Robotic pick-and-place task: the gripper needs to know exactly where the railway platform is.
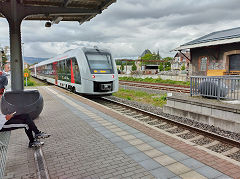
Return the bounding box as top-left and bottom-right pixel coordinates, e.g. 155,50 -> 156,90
3,86 -> 240,179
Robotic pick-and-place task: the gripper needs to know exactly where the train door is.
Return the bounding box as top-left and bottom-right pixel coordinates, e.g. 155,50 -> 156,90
72,58 -> 81,84
53,62 -> 58,85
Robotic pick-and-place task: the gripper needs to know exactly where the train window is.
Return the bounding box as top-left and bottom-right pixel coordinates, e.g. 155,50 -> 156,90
85,53 -> 113,74
57,60 -> 66,81
66,59 -> 71,82
72,58 -> 81,84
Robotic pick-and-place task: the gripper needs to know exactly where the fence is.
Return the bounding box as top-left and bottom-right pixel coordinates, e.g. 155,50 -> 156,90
190,75 -> 240,100
0,131 -> 11,179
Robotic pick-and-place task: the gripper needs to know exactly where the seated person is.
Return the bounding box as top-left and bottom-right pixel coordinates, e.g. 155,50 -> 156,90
0,75 -> 50,148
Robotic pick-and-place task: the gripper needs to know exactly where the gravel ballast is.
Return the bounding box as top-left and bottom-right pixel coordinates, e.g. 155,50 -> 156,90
106,85 -> 240,142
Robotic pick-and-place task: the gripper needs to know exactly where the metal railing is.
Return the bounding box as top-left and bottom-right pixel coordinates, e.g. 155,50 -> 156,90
190,76 -> 240,100
0,131 -> 11,179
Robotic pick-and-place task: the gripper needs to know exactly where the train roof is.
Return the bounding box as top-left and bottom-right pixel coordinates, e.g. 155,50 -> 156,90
36,47 -> 111,66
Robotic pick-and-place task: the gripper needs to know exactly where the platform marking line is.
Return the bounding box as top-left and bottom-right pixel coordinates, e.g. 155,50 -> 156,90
44,87 -> 216,178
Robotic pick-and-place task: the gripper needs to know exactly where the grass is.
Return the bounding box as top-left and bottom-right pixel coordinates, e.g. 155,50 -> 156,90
113,88 -> 167,107
24,77 -> 47,86
119,76 -> 190,86
24,78 -> 36,86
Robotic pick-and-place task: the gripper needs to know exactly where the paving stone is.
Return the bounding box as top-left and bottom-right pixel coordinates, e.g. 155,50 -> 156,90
121,134 -> 136,141
144,149 -> 164,158
140,136 -> 156,143
158,146 -> 177,154
139,159 -> 162,171
133,133 -> 148,138
122,146 -> 140,155
169,177 -> 182,179
179,171 -> 207,179
215,175 -> 233,179
166,162 -> 192,175
148,141 -> 166,148
125,128 -> 140,134
115,131 -> 129,136
180,158 -> 205,170
129,152 -> 151,162
195,166 -> 224,178
128,138 -> 144,146
154,155 -> 177,166
136,143 -> 154,151
149,167 -> 176,179
168,151 -> 191,161
109,127 -> 123,133
109,136 -> 123,143
114,141 -> 132,149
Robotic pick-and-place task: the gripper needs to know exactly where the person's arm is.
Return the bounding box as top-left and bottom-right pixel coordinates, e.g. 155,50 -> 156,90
5,113 -> 14,121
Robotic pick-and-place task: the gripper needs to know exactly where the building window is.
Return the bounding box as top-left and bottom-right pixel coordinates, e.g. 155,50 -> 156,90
200,57 -> 207,71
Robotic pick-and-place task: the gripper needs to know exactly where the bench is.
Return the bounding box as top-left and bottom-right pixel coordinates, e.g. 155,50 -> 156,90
0,131 -> 11,178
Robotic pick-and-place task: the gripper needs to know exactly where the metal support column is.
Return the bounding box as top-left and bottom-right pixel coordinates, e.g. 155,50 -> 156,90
7,0 -> 24,91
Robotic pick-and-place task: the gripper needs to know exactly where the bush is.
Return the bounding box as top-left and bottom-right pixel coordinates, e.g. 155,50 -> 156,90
181,65 -> 185,71
165,66 -> 171,71
159,64 -> 164,71
119,77 -> 190,86
132,63 -> 137,71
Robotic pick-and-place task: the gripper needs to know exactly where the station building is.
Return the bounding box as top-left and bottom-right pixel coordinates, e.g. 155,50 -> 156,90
174,27 -> 240,76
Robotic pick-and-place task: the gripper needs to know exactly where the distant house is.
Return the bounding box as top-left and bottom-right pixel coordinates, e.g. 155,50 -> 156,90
174,27 -> 240,76
140,49 -> 152,58
171,51 -> 190,71
24,62 -> 29,69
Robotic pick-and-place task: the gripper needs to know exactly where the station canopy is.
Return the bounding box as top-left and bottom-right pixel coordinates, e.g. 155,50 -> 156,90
0,0 -> 116,23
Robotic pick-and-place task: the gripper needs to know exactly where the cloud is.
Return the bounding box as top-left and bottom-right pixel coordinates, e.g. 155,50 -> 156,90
1,0 -> 240,59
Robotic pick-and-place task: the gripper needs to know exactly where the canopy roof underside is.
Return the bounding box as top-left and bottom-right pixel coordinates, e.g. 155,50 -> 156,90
0,0 -> 116,23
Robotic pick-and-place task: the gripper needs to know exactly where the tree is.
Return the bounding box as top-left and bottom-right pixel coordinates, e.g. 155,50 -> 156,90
120,64 -> 124,72
159,63 -> 164,71
132,63 -> 137,71
162,57 -> 172,71
141,53 -> 162,65
181,65 -> 185,71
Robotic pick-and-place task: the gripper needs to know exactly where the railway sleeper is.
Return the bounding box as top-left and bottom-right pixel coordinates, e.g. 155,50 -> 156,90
221,147 -> 240,156
202,140 -> 220,148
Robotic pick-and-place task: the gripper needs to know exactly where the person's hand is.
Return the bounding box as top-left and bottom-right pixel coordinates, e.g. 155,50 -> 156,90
6,114 -> 14,120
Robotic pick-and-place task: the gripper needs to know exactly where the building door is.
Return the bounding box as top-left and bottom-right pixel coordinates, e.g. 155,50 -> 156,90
229,54 -> 240,71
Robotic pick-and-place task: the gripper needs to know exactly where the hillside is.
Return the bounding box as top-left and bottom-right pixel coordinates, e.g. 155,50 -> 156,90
24,57 -> 48,64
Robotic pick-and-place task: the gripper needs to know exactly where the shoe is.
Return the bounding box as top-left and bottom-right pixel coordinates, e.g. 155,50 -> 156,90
28,140 -> 44,148
35,132 -> 51,139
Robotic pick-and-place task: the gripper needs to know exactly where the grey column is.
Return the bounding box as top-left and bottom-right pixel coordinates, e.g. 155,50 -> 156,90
7,0 -> 24,91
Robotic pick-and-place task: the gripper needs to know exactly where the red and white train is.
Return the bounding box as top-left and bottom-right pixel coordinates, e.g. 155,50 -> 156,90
30,47 -> 119,95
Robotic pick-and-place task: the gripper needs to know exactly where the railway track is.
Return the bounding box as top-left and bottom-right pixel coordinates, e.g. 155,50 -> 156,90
119,80 -> 191,93
92,97 -> 240,163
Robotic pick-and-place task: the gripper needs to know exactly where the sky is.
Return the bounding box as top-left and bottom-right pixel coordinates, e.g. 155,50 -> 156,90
1,0 -> 240,59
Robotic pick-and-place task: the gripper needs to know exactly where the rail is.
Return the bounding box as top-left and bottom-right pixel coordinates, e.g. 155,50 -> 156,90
0,131 -> 11,179
190,75 -> 240,100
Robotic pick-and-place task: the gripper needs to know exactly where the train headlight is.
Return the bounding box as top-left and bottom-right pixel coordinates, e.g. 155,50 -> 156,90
112,75 -> 114,78
92,75 -> 96,79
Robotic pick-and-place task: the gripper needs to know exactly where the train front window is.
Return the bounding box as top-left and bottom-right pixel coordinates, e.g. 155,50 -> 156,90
86,53 -> 113,74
